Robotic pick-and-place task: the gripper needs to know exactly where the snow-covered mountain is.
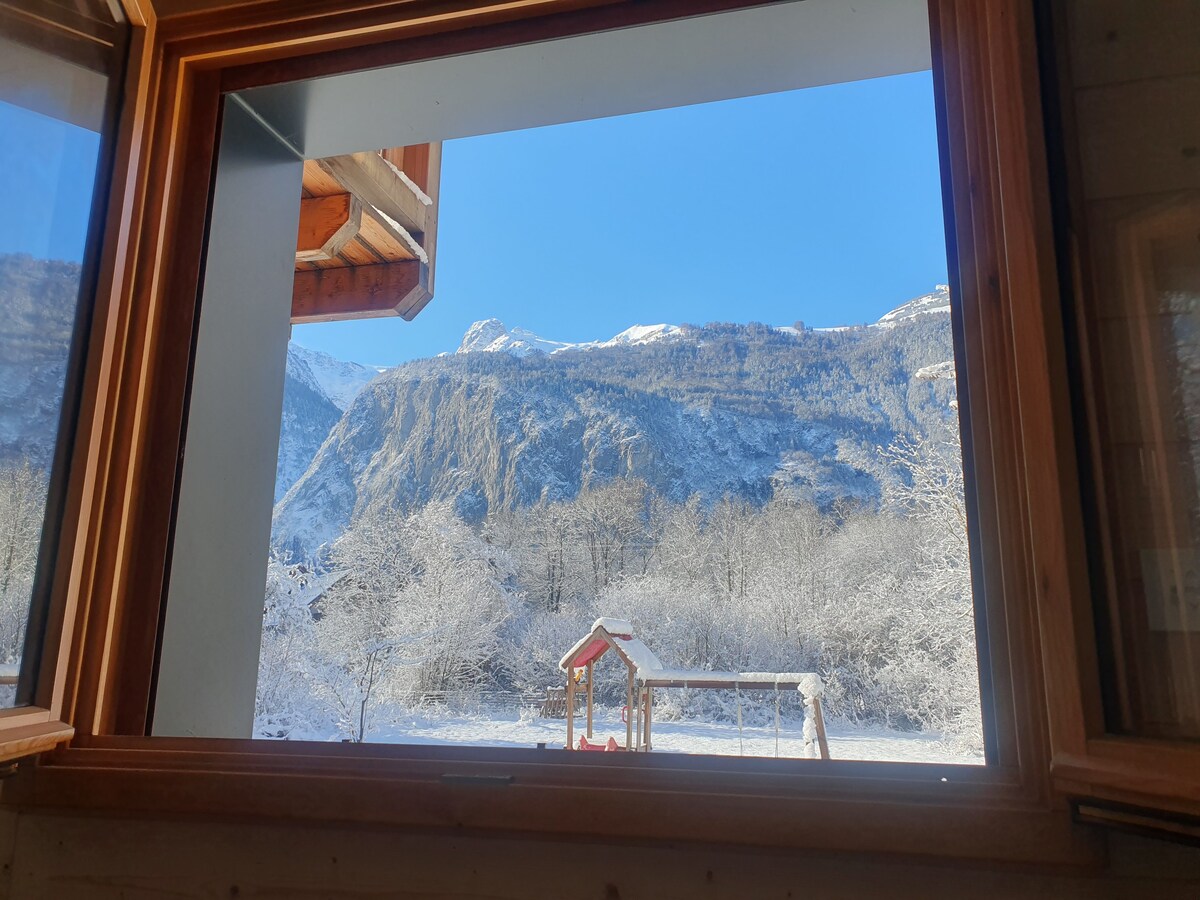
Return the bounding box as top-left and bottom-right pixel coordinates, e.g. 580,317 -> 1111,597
596,323 -> 683,348
457,319 -> 683,357
457,319 -> 575,356
274,344 -> 379,502
454,288 -> 949,361
274,288 -> 957,558
875,284 -> 951,327
0,255 -> 958,563
286,343 -> 378,411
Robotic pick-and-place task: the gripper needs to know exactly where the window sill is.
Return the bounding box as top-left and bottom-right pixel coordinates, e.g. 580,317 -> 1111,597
4,737 -> 1105,868
0,719 -> 74,765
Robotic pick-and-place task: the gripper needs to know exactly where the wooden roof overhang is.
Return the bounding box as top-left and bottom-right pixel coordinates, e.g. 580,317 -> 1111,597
292,143 -> 441,324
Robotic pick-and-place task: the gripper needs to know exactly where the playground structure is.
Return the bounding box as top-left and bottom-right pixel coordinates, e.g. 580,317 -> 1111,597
558,618 -> 830,759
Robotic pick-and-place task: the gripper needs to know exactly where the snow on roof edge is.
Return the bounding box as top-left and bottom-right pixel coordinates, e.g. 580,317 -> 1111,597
592,617 -> 633,635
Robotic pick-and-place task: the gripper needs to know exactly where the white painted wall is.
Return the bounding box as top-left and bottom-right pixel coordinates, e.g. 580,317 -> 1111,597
153,99 -> 303,738
241,0 -> 931,158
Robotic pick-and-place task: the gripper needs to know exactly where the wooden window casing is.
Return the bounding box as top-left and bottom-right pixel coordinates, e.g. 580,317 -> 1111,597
2,0 -> 1193,862
0,0 -> 129,763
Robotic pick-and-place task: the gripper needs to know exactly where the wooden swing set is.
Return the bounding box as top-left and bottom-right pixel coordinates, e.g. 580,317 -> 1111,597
558,618 -> 830,759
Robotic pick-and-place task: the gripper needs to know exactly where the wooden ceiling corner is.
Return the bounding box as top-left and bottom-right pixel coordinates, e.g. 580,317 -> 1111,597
292,142 -> 440,323
296,193 -> 361,263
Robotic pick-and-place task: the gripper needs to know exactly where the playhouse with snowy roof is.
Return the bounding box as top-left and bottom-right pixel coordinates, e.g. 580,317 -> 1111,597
558,618 -> 830,758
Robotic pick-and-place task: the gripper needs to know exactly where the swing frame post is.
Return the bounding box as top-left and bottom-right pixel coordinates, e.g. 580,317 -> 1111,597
644,686 -> 653,751
565,667 -> 575,750
812,695 -> 831,761
634,682 -> 642,751
736,685 -> 744,756
625,669 -> 635,750
774,687 -> 781,759
585,661 -> 594,740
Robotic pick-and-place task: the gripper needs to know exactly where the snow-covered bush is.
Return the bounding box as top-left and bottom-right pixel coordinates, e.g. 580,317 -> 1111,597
501,599 -> 594,697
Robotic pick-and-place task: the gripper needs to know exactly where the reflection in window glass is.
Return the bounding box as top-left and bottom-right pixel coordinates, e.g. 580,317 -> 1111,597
0,91 -> 104,704
1048,0 -> 1200,739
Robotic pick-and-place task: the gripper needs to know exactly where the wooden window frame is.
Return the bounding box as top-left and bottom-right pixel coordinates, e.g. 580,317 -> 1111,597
2,0 -> 1191,863
0,0 -> 131,761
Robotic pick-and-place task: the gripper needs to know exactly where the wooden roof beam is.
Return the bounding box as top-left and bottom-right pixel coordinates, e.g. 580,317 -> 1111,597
295,193 -> 361,263
359,204 -> 426,263
316,151 -> 429,238
381,145 -> 431,194
291,260 -> 430,324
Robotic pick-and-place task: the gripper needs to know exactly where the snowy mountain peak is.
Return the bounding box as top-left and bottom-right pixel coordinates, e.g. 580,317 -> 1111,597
286,343 -> 378,411
458,318 -> 507,352
457,319 -> 683,358
457,319 -> 573,357
602,323 -> 682,347
875,285 -> 951,328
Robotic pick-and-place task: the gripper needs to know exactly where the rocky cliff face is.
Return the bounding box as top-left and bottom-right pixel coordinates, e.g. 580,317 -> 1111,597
273,289 -> 957,558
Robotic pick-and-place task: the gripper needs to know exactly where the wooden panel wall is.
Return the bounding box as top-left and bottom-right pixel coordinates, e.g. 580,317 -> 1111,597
1066,0 -> 1200,199
0,808 -> 1197,899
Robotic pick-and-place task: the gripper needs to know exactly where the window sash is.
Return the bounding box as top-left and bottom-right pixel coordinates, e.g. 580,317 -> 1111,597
0,0 -> 128,758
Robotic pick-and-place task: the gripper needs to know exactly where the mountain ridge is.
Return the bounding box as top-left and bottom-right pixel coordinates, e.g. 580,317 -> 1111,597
449,285 -> 950,360
273,286 -> 957,559
457,319 -> 685,357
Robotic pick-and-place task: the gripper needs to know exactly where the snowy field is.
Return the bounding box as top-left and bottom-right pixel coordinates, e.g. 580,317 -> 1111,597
363,710 -> 983,765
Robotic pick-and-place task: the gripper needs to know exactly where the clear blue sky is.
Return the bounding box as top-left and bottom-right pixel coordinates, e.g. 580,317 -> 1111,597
296,70 -> 949,367
1,73 -> 949,368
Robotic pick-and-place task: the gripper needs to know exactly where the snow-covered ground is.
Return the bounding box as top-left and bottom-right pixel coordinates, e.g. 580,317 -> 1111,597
361,710 -> 983,765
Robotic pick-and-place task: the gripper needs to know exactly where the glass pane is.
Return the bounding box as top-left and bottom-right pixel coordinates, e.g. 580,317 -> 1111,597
1047,0 -> 1200,739
153,5 -> 988,765
0,12 -> 124,706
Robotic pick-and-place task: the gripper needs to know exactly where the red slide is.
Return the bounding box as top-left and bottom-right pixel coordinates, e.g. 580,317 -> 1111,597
577,736 -> 625,751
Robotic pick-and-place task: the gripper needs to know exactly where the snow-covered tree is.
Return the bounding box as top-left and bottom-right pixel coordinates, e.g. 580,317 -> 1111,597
254,551 -> 324,738
391,502 -> 515,699
0,463 -> 46,666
